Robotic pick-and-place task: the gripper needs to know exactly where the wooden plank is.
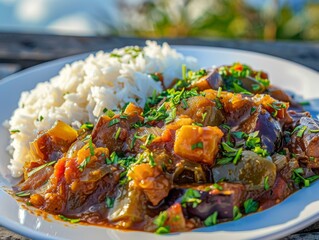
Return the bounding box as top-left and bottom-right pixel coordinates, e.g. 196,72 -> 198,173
0,32 -> 318,71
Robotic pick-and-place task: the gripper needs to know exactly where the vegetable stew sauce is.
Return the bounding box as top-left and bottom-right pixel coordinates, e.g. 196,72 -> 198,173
14,63 -> 319,234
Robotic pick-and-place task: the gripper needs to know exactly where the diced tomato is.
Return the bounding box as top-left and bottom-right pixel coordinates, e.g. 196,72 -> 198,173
54,157 -> 66,180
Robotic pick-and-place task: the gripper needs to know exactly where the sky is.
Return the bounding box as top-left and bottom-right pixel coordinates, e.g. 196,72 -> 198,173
0,0 -> 311,36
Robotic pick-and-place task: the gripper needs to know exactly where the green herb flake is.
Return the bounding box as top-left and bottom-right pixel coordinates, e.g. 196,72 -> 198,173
104,108 -> 115,118
105,197 -> 115,208
297,126 -> 307,138
212,183 -> 223,191
165,107 -> 177,124
58,215 -> 81,224
155,226 -> 170,234
78,156 -> 90,172
181,189 -> 202,208
182,64 -> 187,80
217,87 -> 222,98
80,122 -> 94,130
145,134 -> 156,146
310,129 -> 319,133
154,211 -> 168,227
114,127 -> 122,140
217,157 -> 233,165
37,115 -> 44,122
149,152 -> 156,167
149,73 -> 160,82
192,122 -> 203,127
250,106 -> 257,114
204,211 -> 218,226
298,101 -> 310,106
10,129 -> 20,133
233,206 -> 242,220
108,118 -> 120,127
181,99 -> 189,110
264,176 -> 270,190
243,199 -> 259,214
15,191 -> 31,197
27,161 -> 56,178
191,141 -> 204,150
233,147 -> 242,164
202,112 -> 208,122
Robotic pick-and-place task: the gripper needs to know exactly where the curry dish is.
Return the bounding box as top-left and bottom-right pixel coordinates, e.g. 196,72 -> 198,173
14,63 -> 319,233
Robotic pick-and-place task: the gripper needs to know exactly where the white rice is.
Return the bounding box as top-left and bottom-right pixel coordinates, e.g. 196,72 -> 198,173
6,41 -> 197,178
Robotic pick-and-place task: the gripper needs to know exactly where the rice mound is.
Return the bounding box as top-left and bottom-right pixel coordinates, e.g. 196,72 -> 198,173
6,41 -> 197,178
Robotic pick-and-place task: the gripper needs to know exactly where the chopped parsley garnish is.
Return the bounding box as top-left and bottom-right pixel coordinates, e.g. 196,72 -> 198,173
154,211 -> 170,234
250,106 -> 257,114
212,183 -> 223,191
27,161 -> 56,178
201,112 -> 208,122
292,168 -> 319,187
217,142 -> 242,165
80,122 -> 94,130
233,206 -> 242,220
15,191 -> 31,197
310,129 -> 319,133
105,197 -> 115,208
245,131 -> 269,157
104,108 -> 115,118
264,176 -> 270,190
181,99 -> 188,109
149,73 -> 160,82
217,87 -> 222,98
204,211 -> 218,226
165,107 -> 177,124
10,129 -> 20,133
78,138 -> 95,172
108,118 -> 120,127
244,199 -> 259,214
78,156 -> 90,172
144,134 -> 156,146
148,151 -> 156,167
37,115 -> 44,122
297,126 -> 307,137
191,141 -> 204,150
181,189 -> 202,208
182,64 -> 187,80
114,127 -> 122,140
267,102 -> 286,117
58,215 -> 81,223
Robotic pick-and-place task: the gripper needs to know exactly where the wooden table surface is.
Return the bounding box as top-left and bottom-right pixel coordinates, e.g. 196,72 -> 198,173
0,32 -> 318,240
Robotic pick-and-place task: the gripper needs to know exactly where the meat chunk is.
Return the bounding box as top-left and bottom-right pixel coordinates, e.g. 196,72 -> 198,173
288,117 -> 319,164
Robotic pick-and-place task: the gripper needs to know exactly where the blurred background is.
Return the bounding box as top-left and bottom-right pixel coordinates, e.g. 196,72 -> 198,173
0,0 -> 318,41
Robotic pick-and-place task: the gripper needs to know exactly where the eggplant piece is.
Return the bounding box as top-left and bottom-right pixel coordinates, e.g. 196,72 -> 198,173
289,117 -> 319,161
189,69 -> 223,91
187,183 -> 245,220
166,183 -> 245,220
212,151 -> 277,191
239,108 -> 282,154
239,76 -> 266,94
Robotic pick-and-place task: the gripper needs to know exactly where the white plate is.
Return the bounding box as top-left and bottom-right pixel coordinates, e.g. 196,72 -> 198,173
1,46 -> 319,240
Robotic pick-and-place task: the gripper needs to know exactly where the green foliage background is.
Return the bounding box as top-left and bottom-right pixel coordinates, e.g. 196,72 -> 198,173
102,0 -> 319,40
